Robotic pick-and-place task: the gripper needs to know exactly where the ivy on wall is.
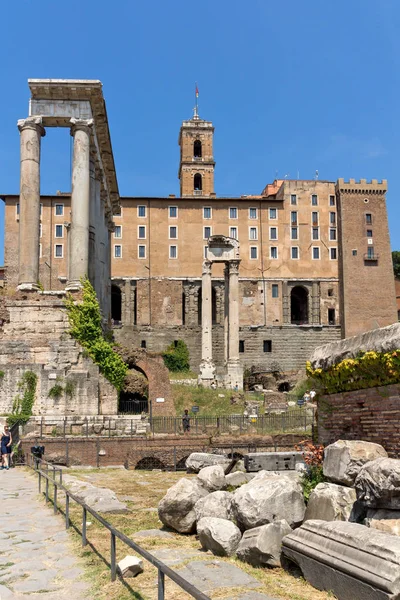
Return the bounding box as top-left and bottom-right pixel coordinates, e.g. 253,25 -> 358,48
8,371 -> 38,426
65,278 -> 128,391
306,350 -> 400,395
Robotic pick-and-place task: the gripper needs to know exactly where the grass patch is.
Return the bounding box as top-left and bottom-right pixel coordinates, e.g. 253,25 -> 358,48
172,384 -> 264,417
169,371 -> 198,380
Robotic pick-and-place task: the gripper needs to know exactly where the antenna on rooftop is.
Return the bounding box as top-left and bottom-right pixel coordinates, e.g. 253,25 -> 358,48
315,169 -> 319,180
193,82 -> 199,119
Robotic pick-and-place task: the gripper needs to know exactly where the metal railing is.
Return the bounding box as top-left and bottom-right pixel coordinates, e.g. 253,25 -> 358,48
28,455 -> 210,599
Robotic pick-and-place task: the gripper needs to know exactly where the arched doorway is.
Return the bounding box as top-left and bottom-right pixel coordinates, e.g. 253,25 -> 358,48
118,365 -> 149,414
111,285 -> 122,323
291,286 -> 309,324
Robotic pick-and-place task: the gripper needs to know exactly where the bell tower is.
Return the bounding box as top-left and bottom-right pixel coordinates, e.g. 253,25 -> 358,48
178,104 -> 215,197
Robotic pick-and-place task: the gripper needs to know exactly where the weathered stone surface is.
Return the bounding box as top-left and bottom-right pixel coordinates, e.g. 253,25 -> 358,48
365,509 -> 400,536
310,322 -> 400,370
186,452 -> 231,473
194,491 -> 233,521
197,517 -> 242,556
132,529 -> 173,539
355,457 -> 400,509
236,520 -> 292,567
158,478 -> 208,533
117,555 -> 143,578
175,559 -> 262,592
225,471 -> 253,488
232,475 -> 305,530
63,475 -> 127,513
197,465 -> 226,491
323,439 -> 388,486
282,520 -> 400,600
304,482 -> 357,522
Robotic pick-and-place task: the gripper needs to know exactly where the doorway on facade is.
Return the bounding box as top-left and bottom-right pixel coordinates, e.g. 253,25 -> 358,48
111,284 -> 122,323
291,286 -> 309,324
118,365 -> 149,414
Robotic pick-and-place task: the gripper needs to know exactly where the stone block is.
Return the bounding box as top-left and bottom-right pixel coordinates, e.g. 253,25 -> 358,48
236,520 -> 292,567
197,517 -> 242,556
323,439 -> 387,486
117,555 -> 143,578
194,491 -> 233,521
282,520 -> 400,600
158,478 -> 209,533
186,452 -> 231,473
197,465 -> 227,491
365,509 -> 400,536
304,482 -> 357,522
355,457 -> 400,509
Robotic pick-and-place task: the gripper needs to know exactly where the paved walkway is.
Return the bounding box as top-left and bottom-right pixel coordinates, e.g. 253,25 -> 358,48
0,468 -> 90,599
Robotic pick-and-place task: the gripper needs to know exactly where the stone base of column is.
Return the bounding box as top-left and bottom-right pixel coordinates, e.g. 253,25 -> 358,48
198,358 -> 216,387
225,359 -> 244,390
17,282 -> 40,292
66,280 -> 83,292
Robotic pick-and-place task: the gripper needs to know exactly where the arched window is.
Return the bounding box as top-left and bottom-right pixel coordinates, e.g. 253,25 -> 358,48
194,140 -> 202,158
291,286 -> 309,325
194,173 -> 202,191
111,285 -> 122,323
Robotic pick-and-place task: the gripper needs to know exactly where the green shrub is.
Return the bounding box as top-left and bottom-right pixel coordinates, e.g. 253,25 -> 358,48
8,370 -> 38,426
48,384 -> 64,398
64,380 -> 75,397
163,340 -> 190,372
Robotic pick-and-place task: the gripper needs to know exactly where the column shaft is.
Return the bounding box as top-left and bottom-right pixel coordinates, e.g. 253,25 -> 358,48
67,118 -> 93,289
224,265 -> 230,364
17,117 -> 45,290
228,261 -> 240,362
201,261 -> 213,362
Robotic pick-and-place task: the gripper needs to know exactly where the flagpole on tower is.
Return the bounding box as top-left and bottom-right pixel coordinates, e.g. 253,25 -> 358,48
194,82 -> 199,118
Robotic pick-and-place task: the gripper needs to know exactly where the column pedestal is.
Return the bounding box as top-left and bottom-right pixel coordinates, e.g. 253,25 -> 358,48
199,260 -> 216,386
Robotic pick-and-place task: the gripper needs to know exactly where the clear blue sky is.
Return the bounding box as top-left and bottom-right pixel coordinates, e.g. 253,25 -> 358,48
1,0 -> 400,265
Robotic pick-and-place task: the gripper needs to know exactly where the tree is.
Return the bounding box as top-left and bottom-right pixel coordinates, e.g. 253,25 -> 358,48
393,251 -> 400,278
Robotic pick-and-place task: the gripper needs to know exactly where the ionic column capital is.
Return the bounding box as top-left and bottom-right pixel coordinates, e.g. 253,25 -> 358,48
17,117 -> 46,137
202,260 -> 212,276
70,118 -> 93,137
228,260 -> 240,276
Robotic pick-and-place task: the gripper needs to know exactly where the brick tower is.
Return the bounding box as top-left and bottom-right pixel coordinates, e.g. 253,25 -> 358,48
336,178 -> 397,338
178,106 -> 215,197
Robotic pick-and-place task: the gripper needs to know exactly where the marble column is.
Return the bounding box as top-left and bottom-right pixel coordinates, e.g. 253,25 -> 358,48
198,260 -> 215,385
66,118 -> 93,290
227,260 -> 243,389
88,155 -> 96,287
224,264 -> 230,364
17,117 -> 45,290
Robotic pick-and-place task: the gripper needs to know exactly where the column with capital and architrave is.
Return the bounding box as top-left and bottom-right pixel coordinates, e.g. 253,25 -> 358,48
198,260 -> 216,385
227,259 -> 243,389
67,118 -> 93,290
17,117 -> 46,290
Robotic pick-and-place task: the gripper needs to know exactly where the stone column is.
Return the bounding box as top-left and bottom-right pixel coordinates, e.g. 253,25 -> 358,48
66,118 -> 93,290
88,155 -> 96,287
124,279 -> 133,326
198,260 -> 215,385
17,117 -> 45,290
227,260 -> 243,389
282,281 -> 290,324
224,264 -> 230,364
312,281 -> 320,324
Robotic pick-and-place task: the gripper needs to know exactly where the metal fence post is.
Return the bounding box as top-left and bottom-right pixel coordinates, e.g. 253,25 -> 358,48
158,569 -> 165,600
86,418 -> 89,438
173,446 -> 177,471
65,494 -> 70,529
82,507 -> 87,546
45,476 -> 49,503
63,418 -> 66,438
54,481 -> 57,515
66,438 -> 69,468
111,532 -> 116,581
38,469 -> 41,494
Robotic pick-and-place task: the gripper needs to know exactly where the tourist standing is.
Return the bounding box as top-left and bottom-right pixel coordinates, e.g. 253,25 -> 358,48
1,424 -> 12,470
182,409 -> 191,434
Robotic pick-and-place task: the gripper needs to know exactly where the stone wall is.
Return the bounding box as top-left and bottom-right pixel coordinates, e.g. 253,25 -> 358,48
318,383 -> 400,457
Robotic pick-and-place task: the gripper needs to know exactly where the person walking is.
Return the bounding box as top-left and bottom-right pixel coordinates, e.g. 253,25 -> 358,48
1,424 -> 12,470
182,409 -> 191,434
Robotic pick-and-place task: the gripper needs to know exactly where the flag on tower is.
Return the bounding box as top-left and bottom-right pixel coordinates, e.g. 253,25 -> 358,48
195,84 -> 199,98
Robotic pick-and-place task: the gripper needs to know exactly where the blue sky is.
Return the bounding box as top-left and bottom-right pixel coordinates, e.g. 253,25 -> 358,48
1,0 -> 399,265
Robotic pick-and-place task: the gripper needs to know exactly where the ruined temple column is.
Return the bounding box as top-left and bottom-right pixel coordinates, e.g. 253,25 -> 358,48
198,260 -> 215,385
227,260 -> 243,389
312,281 -> 321,324
17,117 -> 45,290
224,264 -> 230,364
66,118 -> 93,290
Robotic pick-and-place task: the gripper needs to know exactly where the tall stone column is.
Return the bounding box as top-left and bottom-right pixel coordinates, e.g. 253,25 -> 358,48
282,281 -> 290,324
312,281 -> 320,324
88,155 -> 96,287
198,260 -> 215,386
17,117 -> 45,290
224,264 -> 230,364
227,260 -> 243,389
66,118 -> 93,290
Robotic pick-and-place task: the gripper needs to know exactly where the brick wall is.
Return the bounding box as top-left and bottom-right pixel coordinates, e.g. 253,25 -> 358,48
318,383 -> 400,457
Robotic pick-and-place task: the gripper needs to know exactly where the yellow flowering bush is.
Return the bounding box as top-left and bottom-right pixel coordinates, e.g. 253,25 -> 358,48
306,350 -> 400,394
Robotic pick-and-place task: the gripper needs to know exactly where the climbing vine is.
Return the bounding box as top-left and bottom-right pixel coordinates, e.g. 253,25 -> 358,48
64,278 -> 127,390
8,370 -> 38,426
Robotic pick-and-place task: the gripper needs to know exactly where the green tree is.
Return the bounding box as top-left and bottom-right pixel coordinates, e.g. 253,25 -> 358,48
163,340 -> 190,372
393,251 -> 400,278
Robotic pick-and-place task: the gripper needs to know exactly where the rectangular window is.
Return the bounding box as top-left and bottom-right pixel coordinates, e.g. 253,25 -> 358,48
40,203 -> 43,217
270,246 -> 278,259
312,247 -> 320,260
138,225 -> 146,239
250,246 -> 258,259
16,203 -> 20,216
263,340 -> 272,352
114,245 -> 122,258
114,225 -> 122,238
291,211 -> 297,224
203,206 -> 212,219
229,226 -> 237,239
330,195 -> 336,206
366,213 -> 372,224
330,247 -> 337,260
55,224 -> 63,238
269,227 -> 277,240
55,203 -> 64,216
367,229 -> 373,237
169,245 -> 177,259
169,226 -> 178,239
249,227 -> 258,240
311,194 -> 318,206
39,243 -> 42,258
330,212 -> 336,225
54,244 -> 63,258
329,228 -> 337,241
204,226 -> 212,239
367,246 -> 375,259
269,208 -> 277,220
272,284 -> 279,298
229,207 -> 238,219
291,227 -> 298,240
352,249 -> 358,256
312,227 -> 319,240
290,194 -> 297,205
141,340 -> 146,349
138,205 -> 146,218
328,308 -> 336,325
239,340 -> 245,353
249,207 -> 257,219
291,246 -> 299,259
138,245 -> 146,259
312,211 -> 319,225
169,206 -> 178,218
